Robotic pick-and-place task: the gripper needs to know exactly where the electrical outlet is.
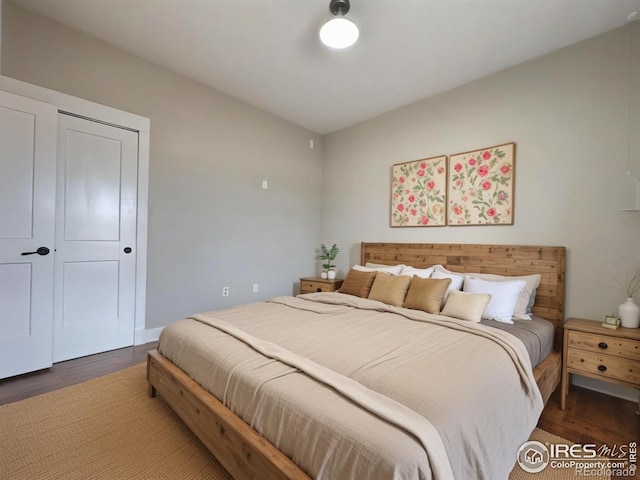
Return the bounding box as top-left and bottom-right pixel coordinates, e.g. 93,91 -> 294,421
222,286 -> 229,297
253,283 -> 259,293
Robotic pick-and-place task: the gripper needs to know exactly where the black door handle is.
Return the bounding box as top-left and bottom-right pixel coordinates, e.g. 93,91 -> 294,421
124,247 -> 132,254
21,247 -> 50,256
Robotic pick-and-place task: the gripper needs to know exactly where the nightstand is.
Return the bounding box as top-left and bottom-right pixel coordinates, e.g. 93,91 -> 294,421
300,277 -> 343,294
561,317 -> 640,410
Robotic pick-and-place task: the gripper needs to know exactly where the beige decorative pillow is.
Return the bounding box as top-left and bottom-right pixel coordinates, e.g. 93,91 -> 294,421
338,269 -> 378,298
367,273 -> 412,307
441,291 -> 491,323
403,277 -> 452,314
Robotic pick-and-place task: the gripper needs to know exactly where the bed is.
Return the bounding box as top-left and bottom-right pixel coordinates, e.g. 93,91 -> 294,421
147,242 -> 566,480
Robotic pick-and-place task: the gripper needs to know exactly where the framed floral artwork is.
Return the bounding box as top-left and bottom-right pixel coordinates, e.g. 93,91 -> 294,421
391,155 -> 447,227
447,142 -> 515,226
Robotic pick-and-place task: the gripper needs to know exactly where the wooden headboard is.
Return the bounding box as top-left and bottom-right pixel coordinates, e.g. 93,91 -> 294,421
361,242 -> 566,348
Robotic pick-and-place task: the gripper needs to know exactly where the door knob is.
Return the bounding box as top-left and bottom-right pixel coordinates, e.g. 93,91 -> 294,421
124,247 -> 132,254
21,247 -> 50,256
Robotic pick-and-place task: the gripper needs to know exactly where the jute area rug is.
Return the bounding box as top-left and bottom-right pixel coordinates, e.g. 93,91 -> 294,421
0,363 -> 608,480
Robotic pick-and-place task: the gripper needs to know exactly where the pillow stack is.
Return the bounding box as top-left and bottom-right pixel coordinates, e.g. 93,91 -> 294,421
463,273 -> 541,320
462,276 -> 526,324
336,263 -> 540,324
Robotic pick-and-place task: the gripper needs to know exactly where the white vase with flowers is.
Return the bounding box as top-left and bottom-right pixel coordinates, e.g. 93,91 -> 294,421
617,266 -> 640,328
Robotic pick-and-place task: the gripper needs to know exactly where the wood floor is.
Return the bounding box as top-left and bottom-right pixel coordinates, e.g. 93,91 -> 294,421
539,387 -> 640,479
1,343 -> 638,474
539,384 -> 639,452
0,341 -> 157,406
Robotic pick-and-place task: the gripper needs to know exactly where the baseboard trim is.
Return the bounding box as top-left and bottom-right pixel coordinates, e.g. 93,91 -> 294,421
135,327 -> 164,346
572,375 -> 639,403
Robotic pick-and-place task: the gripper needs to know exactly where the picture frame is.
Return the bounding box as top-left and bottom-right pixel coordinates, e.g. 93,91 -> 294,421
447,142 -> 515,226
390,155 -> 447,227
604,315 -> 620,326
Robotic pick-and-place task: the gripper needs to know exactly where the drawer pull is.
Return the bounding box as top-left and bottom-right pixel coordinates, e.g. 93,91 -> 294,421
598,342 -> 608,350
316,288 -> 322,292
597,365 -> 607,372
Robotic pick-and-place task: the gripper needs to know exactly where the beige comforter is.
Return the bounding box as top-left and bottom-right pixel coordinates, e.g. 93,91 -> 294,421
158,292 -> 543,480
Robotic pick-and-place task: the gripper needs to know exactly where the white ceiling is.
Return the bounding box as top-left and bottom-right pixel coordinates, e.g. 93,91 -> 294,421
10,0 -> 640,134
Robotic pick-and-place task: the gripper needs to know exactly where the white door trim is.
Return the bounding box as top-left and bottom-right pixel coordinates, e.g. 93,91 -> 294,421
0,75 -> 149,132
135,131 -> 150,343
0,75 -> 149,345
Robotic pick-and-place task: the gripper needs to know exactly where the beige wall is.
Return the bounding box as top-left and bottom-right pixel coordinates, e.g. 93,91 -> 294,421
323,25 -> 640,319
321,25 -> 640,398
1,1 -> 323,329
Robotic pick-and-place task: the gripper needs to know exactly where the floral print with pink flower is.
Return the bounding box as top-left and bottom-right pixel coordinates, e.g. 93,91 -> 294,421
391,156 -> 447,226
447,143 -> 514,225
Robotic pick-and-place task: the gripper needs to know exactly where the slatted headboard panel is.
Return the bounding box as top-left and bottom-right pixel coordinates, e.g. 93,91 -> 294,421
361,242 -> 566,348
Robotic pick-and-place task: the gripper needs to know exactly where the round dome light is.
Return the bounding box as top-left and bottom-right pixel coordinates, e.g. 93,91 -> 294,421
320,16 -> 359,49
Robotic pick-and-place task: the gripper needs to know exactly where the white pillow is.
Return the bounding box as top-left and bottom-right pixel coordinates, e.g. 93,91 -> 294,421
365,262 -> 401,268
441,291 -> 491,323
355,263 -> 404,275
463,276 -> 526,324
399,265 -> 435,278
465,272 -> 541,320
431,266 -> 464,301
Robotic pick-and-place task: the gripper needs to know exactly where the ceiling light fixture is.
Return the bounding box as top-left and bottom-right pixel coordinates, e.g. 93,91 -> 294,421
320,0 -> 359,50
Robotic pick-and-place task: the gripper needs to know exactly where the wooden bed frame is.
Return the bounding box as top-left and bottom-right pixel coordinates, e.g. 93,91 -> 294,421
147,242 -> 566,480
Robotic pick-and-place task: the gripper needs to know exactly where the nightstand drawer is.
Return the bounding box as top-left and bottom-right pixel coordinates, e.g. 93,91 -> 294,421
566,349 -> 640,386
301,280 -> 329,293
568,330 -> 640,358
300,280 -> 342,293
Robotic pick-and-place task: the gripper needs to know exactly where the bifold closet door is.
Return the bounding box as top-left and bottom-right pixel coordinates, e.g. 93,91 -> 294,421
0,91 -> 57,379
53,114 -> 138,362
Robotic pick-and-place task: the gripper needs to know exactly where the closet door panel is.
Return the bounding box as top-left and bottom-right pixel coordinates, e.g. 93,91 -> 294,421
53,114 -> 138,362
64,130 -> 122,241
0,106 -> 36,238
0,90 -> 57,379
0,264 -> 32,338
62,260 -> 119,326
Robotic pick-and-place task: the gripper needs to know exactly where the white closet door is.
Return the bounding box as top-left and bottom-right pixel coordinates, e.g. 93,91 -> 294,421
0,91 -> 57,379
53,114 -> 138,362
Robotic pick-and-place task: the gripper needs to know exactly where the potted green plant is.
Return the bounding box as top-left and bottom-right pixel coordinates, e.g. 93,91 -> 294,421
319,243 -> 340,279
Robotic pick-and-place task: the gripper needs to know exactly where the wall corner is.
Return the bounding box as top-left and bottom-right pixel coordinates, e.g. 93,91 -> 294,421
0,0 -> 4,73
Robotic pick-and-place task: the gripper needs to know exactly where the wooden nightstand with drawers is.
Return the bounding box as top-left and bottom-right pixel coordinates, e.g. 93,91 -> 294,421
561,317 -> 640,410
300,277 -> 343,294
